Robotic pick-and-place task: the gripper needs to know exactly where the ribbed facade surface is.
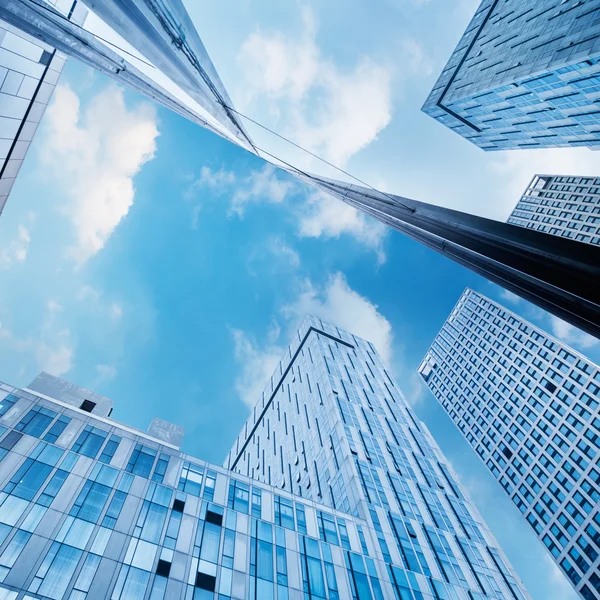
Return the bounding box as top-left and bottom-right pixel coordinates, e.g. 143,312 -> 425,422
508,174 -> 600,246
226,315 -> 530,600
0,0 -> 86,215
0,316 -> 531,600
419,289 -> 600,600
422,0 -> 600,150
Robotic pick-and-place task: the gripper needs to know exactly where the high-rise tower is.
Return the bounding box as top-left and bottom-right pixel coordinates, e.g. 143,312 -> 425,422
423,0 -> 600,151
419,289 -> 600,600
508,175 -> 600,246
0,319 -> 531,600
226,315 -> 530,599
0,0 -> 87,214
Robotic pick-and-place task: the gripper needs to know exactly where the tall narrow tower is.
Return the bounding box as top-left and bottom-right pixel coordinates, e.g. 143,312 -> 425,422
420,289 -> 600,600
227,315 -> 531,599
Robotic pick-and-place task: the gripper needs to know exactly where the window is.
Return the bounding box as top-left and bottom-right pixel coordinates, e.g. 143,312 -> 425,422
99,435 -> 121,464
176,461 -> 203,496
79,400 -> 96,413
0,395 -> 18,418
228,480 -> 250,514
72,426 -> 108,459
152,453 -> 169,483
4,443 -> 63,501
16,406 -> 57,438
126,444 -> 157,478
203,471 -> 216,501
274,496 -> 295,530
43,416 -> 70,444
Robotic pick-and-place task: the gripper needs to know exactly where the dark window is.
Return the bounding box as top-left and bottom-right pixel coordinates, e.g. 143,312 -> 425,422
205,509 -> 223,527
195,573 -> 216,591
172,499 -> 185,513
39,50 -> 52,66
156,560 -> 171,577
80,400 -> 96,413
502,446 -> 513,459
0,431 -> 22,450
545,381 -> 557,394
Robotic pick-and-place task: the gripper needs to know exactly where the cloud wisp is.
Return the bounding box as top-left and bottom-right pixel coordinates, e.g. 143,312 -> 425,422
40,84 -> 159,264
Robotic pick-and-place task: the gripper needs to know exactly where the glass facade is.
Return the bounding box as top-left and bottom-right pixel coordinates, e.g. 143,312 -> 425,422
0,315 -> 530,600
508,175 -> 600,246
419,289 -> 600,600
226,315 -> 530,599
422,0 -> 600,150
0,0 -> 86,214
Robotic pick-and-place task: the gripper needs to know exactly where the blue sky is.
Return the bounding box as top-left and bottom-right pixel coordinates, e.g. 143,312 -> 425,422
1,1 -> 600,599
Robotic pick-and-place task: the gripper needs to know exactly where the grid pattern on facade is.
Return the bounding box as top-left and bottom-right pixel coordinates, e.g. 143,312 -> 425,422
419,289 -> 600,600
422,0 -> 600,150
226,315 -> 530,600
508,174 -> 600,246
0,357 -> 529,600
0,0 -> 86,214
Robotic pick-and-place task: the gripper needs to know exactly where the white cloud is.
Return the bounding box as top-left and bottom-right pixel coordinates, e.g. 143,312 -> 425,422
488,148 -> 600,221
298,191 -> 387,262
0,303 -> 74,376
266,237 -> 300,269
499,289 -> 521,304
41,84 -> 159,263
0,225 -> 30,269
284,272 -> 393,364
230,273 -> 394,408
549,316 -> 598,349
109,303 -> 123,320
95,364 -> 117,382
190,164 -> 294,218
230,164 -> 294,217
237,7 -> 393,166
230,327 -> 283,408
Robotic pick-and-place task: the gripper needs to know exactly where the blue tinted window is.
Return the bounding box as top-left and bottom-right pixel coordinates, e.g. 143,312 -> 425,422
43,415 -> 71,443
72,426 -> 108,459
16,406 -> 57,438
0,394 -> 18,417
4,459 -> 53,500
126,444 -> 157,478
99,435 -> 121,464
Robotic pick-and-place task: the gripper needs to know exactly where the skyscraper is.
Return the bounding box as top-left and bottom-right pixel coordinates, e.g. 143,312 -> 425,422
508,175 -> 600,246
226,315 -> 530,599
282,171 -> 600,339
419,289 -> 600,600
422,0 -> 600,151
0,0 -> 87,214
3,1 -> 600,341
0,318 -> 531,600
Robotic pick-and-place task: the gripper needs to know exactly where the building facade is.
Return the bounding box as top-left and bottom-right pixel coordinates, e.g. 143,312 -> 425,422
422,0 -> 600,151
226,315 -> 530,600
508,175 -> 600,246
0,0 -> 87,215
419,289 -> 600,600
0,317 -> 530,600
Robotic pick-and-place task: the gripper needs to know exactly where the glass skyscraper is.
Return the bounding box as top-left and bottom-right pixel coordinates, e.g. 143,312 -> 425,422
0,316 -> 530,600
419,289 -> 600,600
423,0 -> 600,150
508,175 -> 600,246
0,0 -> 87,214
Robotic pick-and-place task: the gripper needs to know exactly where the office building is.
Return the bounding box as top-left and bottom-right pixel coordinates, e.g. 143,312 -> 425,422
0,0 -> 87,214
422,0 -> 600,150
226,315 -> 530,599
281,170 -> 600,339
419,289 -> 600,600
508,175 -> 600,246
0,317 -> 529,600
3,2 -> 600,341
